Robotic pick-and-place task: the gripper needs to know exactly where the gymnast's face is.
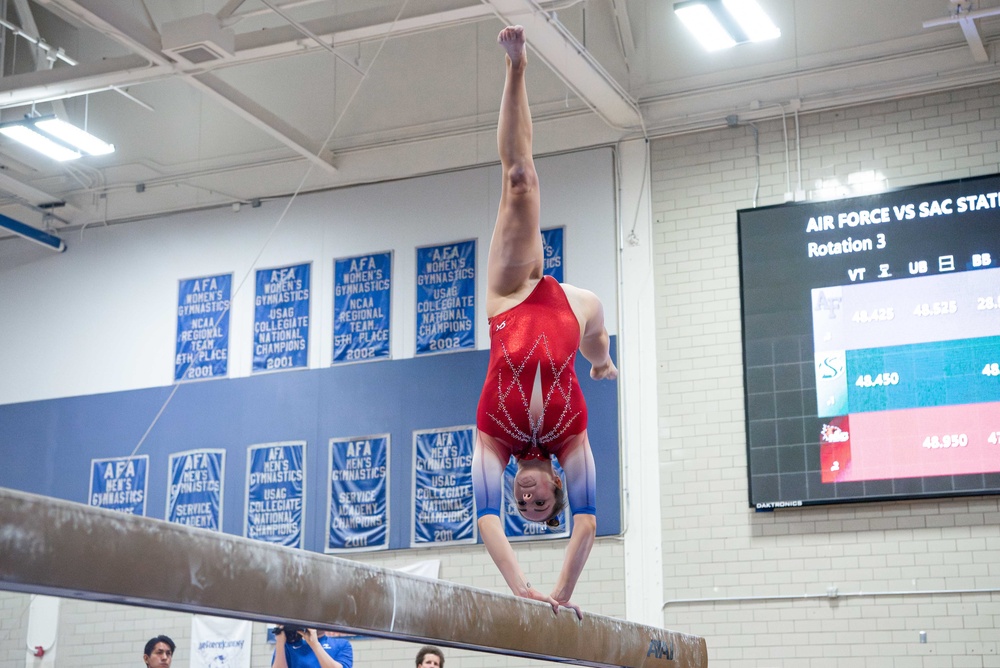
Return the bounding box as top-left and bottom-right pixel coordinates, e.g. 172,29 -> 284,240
513,462 -> 559,522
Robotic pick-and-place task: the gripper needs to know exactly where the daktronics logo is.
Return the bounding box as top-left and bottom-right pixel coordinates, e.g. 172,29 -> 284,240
817,354 -> 844,380
821,423 -> 850,443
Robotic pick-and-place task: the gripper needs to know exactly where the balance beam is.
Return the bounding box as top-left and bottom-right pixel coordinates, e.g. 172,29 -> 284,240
0,488 -> 706,668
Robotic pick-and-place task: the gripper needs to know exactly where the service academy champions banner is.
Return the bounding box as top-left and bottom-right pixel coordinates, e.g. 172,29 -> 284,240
411,426 -> 476,546
415,240 -> 475,355
326,434 -> 389,552
89,455 -> 149,515
333,252 -> 391,364
175,273 -> 231,382
245,442 -> 305,548
253,262 -> 310,373
166,449 -> 225,531
542,227 -> 564,283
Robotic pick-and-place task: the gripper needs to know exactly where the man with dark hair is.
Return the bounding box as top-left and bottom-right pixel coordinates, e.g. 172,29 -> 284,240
143,635 -> 175,668
415,645 -> 444,668
272,625 -> 353,668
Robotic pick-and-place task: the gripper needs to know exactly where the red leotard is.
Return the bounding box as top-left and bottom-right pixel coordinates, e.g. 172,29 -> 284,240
477,275 -> 588,453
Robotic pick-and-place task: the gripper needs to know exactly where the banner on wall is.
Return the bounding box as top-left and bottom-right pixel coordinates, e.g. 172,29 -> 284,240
411,426 -> 476,547
245,442 -> 305,548
415,240 -> 475,355
175,273 -> 232,382
333,252 -> 392,364
253,262 -> 311,373
502,458 -> 570,540
326,434 -> 389,552
191,615 -> 252,668
88,455 -> 149,515
166,449 -> 225,531
541,227 -> 564,283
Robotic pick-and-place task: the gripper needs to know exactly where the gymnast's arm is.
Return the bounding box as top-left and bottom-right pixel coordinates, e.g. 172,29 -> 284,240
562,284 -> 617,381
473,435 -> 560,613
548,434 -> 597,618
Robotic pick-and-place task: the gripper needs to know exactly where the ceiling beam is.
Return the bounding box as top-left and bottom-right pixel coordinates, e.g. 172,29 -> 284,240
483,0 -> 643,131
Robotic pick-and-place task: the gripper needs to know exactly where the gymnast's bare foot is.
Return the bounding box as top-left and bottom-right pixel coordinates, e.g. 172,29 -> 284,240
498,25 -> 526,68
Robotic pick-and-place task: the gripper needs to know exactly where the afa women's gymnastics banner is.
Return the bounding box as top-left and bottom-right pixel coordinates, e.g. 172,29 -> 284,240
166,449 -> 225,531
175,273 -> 231,381
326,434 -> 389,552
503,459 -> 570,541
253,262 -> 310,373
411,426 -> 476,546
88,455 -> 149,515
245,441 -> 305,548
415,240 -> 475,355
333,252 -> 392,364
542,227 -> 564,283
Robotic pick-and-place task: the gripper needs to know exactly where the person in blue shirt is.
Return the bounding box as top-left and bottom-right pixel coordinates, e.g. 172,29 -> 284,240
272,626 -> 353,668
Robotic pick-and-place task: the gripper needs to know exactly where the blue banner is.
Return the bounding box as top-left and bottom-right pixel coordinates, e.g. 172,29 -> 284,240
415,240 -> 475,355
502,458 -> 570,540
333,252 -> 392,364
541,227 -> 564,283
327,435 -> 389,552
411,426 -> 476,546
245,442 -> 305,548
253,263 -> 310,373
175,274 -> 232,382
89,455 -> 149,515
166,449 -> 225,531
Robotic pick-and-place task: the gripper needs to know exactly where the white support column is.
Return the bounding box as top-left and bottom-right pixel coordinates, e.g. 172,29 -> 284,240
617,137 -> 665,626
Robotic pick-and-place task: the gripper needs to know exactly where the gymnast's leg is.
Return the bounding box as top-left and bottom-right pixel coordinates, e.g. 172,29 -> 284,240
486,25 -> 544,315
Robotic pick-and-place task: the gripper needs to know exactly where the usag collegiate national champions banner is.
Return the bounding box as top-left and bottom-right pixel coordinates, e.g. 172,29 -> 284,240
245,442 -> 305,548
327,435 -> 389,552
541,227 -> 564,283
415,240 -> 475,355
411,426 -> 476,546
89,455 -> 149,515
333,252 -> 392,364
166,449 -> 225,531
253,262 -> 310,373
175,273 -> 231,381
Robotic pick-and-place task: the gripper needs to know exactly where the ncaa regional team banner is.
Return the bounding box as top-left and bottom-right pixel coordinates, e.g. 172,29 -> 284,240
253,262 -> 310,373
89,455 -> 149,515
333,252 -> 392,364
411,426 -> 476,547
542,227 -> 564,283
415,240 -> 475,355
175,273 -> 231,382
191,615 -> 251,668
166,449 -> 225,531
245,442 -> 305,548
327,434 -> 389,552
503,459 -> 570,540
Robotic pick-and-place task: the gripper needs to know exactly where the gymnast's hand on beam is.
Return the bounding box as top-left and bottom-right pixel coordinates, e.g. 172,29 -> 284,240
522,584 -> 560,615
551,593 -> 583,620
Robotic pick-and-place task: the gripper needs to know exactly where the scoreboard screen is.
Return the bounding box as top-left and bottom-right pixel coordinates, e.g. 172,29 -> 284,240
739,174 -> 1000,509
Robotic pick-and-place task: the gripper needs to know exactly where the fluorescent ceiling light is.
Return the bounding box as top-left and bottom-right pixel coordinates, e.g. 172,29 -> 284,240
0,115 -> 115,161
675,0 -> 780,51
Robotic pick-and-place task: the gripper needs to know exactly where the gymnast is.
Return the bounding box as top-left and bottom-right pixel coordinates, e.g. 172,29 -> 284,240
473,24 -> 618,619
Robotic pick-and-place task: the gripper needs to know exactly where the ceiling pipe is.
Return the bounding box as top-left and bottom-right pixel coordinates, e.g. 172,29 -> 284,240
0,213 -> 66,251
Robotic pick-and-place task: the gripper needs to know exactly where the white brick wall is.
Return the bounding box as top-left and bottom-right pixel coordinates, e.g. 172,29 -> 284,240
652,82 -> 1000,667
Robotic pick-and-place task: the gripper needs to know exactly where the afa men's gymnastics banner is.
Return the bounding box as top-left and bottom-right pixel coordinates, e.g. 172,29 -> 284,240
415,240 -> 475,355
245,442 -> 305,548
503,458 -> 570,540
175,273 -> 231,381
89,455 -> 149,515
542,227 -> 564,283
411,426 -> 476,546
333,252 -> 391,364
166,449 -> 225,531
326,434 -> 389,552
253,262 -> 310,373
